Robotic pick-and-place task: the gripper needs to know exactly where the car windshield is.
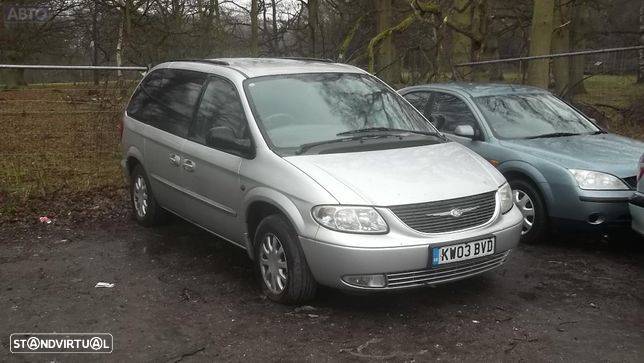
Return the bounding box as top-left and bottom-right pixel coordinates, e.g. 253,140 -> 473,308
474,93 -> 599,139
244,73 -> 440,155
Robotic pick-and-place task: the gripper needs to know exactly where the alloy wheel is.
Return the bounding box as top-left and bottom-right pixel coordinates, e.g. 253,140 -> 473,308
513,189 -> 535,235
133,175 -> 149,218
259,233 -> 288,294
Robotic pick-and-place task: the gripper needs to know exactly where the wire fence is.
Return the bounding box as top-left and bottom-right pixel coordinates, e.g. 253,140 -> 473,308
0,67 -> 144,205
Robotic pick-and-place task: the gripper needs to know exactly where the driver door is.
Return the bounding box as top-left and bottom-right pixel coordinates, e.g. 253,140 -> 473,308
179,76 -> 250,244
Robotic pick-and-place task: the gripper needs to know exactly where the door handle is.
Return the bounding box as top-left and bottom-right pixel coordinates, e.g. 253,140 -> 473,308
183,159 -> 196,172
169,154 -> 181,166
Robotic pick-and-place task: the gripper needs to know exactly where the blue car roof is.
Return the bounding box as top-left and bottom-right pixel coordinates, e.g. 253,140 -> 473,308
401,82 -> 549,98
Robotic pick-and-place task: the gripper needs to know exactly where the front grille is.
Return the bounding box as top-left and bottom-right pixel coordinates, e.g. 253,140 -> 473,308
386,251 -> 509,288
623,176 -> 637,190
389,191 -> 496,233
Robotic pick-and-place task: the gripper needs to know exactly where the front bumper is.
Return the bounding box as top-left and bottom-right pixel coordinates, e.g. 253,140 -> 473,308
299,207 -> 523,290
629,193 -> 644,235
547,185 -> 633,229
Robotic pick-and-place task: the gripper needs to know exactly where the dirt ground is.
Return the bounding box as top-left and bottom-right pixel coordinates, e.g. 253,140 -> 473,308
0,212 -> 642,362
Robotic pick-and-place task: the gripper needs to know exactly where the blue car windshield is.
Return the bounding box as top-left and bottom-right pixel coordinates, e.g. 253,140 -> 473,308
475,93 -> 599,139
244,73 -> 440,154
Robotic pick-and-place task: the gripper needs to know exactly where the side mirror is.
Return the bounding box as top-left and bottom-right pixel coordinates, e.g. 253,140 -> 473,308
454,124 -> 476,139
206,126 -> 254,158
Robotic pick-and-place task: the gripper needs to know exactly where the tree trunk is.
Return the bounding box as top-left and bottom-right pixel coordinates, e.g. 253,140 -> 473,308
250,0 -> 259,56
452,0 -> 472,80
639,1 -> 644,83
2,51 -> 26,89
116,11 -> 124,77
92,1 -> 99,85
527,0 -> 555,88
551,0 -> 570,96
569,0 -> 589,94
308,0 -> 318,56
375,0 -> 399,84
271,0 -> 278,52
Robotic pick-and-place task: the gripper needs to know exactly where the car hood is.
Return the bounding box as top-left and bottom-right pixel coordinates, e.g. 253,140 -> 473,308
284,142 -> 503,206
499,133 -> 644,178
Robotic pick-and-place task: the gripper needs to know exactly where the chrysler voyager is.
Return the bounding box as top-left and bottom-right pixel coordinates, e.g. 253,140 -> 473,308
120,59 -> 523,303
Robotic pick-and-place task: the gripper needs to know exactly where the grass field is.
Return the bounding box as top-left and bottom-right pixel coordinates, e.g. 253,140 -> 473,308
573,75 -> 644,140
0,83 -> 134,219
0,75 -> 642,220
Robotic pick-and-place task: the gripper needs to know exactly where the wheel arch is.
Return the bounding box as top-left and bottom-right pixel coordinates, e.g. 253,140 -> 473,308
242,188 -> 309,260
124,145 -> 145,177
498,161 -> 553,213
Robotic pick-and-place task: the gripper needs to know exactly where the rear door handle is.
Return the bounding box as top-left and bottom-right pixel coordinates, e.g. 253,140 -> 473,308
183,159 -> 196,172
169,154 -> 181,166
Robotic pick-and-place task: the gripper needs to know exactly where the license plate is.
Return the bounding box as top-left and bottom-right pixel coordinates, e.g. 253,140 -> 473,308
431,237 -> 495,266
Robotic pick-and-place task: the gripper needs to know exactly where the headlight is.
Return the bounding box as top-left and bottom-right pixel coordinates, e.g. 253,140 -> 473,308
311,206 -> 388,234
498,183 -> 514,214
569,169 -> 629,190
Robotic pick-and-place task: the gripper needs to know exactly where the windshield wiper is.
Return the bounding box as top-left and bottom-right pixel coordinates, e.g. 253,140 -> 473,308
524,132 -> 580,139
336,127 -> 438,137
295,135 -> 389,155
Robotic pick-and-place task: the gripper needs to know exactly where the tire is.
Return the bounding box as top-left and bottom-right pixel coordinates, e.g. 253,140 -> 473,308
130,164 -> 168,227
509,178 -> 548,244
254,214 -> 317,304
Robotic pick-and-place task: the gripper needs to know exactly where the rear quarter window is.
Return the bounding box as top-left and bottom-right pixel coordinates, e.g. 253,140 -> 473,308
127,68 -> 206,137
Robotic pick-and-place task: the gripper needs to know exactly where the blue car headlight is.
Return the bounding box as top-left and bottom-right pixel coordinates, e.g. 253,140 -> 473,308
569,169 -> 629,190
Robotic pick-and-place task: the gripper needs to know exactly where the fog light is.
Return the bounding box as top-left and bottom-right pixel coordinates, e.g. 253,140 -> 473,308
588,213 -> 605,225
342,274 -> 387,288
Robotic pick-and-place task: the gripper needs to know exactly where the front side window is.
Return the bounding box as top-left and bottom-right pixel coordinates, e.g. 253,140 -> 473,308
244,73 -> 442,155
403,91 -> 431,116
474,93 -> 599,139
430,93 -> 480,134
190,77 -> 249,145
127,68 -> 206,137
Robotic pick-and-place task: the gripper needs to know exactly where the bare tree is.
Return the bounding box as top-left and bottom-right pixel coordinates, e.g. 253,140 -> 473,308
527,0 -> 555,88
639,0 -> 644,82
552,0 -> 571,95
251,0 -> 259,56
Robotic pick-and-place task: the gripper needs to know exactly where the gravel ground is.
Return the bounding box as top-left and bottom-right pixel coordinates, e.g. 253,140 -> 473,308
0,216 -> 642,362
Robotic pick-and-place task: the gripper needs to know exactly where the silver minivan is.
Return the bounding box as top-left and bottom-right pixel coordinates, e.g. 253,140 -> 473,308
120,58 -> 523,303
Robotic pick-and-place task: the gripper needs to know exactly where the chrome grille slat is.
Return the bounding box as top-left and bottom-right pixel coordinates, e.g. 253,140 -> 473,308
389,191 -> 497,233
387,252 -> 507,279
405,212 -> 495,225
386,251 -> 509,287
388,251 -> 509,278
387,255 -> 507,283
398,206 -> 497,221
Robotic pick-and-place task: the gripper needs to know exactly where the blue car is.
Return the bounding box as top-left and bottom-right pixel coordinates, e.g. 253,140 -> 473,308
399,83 -> 643,243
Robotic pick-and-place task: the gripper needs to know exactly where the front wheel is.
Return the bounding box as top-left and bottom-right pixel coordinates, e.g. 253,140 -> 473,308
254,214 -> 317,304
509,178 -> 548,244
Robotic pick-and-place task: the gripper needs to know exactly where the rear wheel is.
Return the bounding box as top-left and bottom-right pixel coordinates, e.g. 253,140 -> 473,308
509,178 -> 547,244
254,214 -> 317,304
130,164 -> 168,227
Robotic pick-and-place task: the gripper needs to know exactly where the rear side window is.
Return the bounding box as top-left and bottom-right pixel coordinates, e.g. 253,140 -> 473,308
127,69 -> 206,137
